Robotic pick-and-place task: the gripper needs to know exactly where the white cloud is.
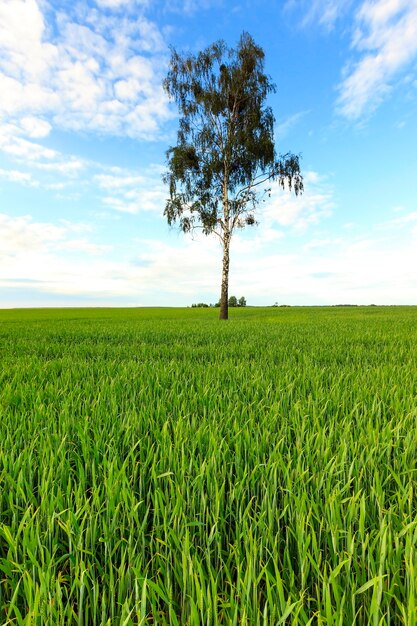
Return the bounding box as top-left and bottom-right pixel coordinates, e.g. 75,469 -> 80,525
0,168 -> 39,187
19,116 -> 52,138
2,136 -> 56,161
0,212 -> 218,300
94,0 -> 149,9
1,207 -> 417,305
0,124 -> 57,159
0,213 -> 108,258
0,0 -> 173,145
60,239 -> 112,254
337,0 -> 417,119
0,213 -> 67,255
0,123 -> 86,177
263,170 -> 335,229
227,225 -> 417,306
34,159 -> 84,174
94,173 -> 147,189
0,0 -> 51,80
95,168 -> 166,213
103,188 -> 166,213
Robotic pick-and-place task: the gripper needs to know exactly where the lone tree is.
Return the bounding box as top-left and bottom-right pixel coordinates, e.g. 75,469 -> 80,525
163,32 -> 303,320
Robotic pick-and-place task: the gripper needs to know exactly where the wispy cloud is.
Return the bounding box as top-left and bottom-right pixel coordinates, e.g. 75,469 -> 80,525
164,0 -> 224,15
283,0 -> 353,30
94,173 -> 147,189
102,188 -> 166,214
276,111 -> 309,138
95,168 -> 166,213
337,0 -> 417,119
379,209 -> 417,231
0,123 -> 86,176
303,237 -> 343,251
94,0 -> 149,9
0,126 -> 167,209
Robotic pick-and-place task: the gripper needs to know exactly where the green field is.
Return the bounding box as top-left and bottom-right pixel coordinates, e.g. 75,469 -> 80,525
1,306 -> 416,625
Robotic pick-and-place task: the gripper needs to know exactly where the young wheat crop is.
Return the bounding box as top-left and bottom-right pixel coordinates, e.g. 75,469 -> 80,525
0,306 -> 416,625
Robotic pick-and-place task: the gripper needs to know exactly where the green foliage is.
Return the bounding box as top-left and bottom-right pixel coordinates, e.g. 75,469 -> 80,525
163,32 -> 303,236
1,306 -> 417,624
163,33 -> 303,320
228,295 -> 238,307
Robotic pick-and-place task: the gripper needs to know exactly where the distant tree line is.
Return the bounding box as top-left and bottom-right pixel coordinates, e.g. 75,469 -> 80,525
227,296 -> 247,308
192,296 -> 247,308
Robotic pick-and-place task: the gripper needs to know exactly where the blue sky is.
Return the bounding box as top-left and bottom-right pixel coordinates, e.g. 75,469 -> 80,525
1,0 -> 416,307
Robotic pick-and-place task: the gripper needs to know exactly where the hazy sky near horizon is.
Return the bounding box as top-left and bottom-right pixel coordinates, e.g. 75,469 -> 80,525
1,0 -> 417,307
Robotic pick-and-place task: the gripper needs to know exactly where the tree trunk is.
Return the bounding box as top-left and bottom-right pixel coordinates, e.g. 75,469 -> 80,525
219,232 -> 230,320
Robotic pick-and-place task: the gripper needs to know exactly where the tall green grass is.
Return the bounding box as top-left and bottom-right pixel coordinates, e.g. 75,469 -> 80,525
1,306 -> 416,624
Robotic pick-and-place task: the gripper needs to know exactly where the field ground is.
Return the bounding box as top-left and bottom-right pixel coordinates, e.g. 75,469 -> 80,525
1,306 -> 417,625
